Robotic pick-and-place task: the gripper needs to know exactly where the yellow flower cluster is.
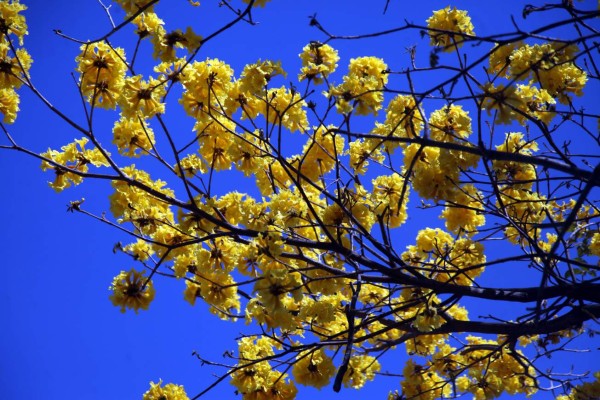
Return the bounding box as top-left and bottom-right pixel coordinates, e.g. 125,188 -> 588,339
259,86 -> 309,132
114,1 -> 201,62
458,336 -> 537,398
441,184 -> 486,235
76,42 -> 127,110
556,371 -> 600,400
484,42 -> 587,126
113,0 -> 156,16
330,56 -> 388,115
372,173 -> 410,228
0,0 -> 28,44
400,359 -> 451,399
482,82 -> 556,125
426,7 -> 474,52
110,165 -> 175,237
152,26 -> 202,62
402,104 -> 479,203
292,125 -> 344,181
492,132 -> 539,187
119,75 -> 166,118
342,355 -> 381,389
142,379 -> 189,400
403,228 -> 486,286
292,349 -> 336,389
40,138 -> 109,192
0,0 -> 30,123
112,116 -> 156,157
370,95 -> 424,154
509,43 -> 586,104
428,104 -> 472,142
591,233 -> 600,257
348,139 -> 385,175
109,269 -> 156,313
393,336 -> 538,399
230,336 -> 297,400
298,42 -> 339,84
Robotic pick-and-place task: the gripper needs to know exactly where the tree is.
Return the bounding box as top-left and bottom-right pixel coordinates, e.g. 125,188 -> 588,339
1,0 -> 599,399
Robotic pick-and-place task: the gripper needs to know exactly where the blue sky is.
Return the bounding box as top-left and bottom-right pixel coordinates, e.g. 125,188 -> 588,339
1,1 -> 598,399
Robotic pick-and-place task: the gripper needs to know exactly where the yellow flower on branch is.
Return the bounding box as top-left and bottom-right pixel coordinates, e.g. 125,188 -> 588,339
0,0 -> 28,44
292,349 -> 336,389
426,7 -> 475,52
299,42 -> 339,84
142,379 -> 189,400
109,269 -> 156,313
119,75 -> 166,118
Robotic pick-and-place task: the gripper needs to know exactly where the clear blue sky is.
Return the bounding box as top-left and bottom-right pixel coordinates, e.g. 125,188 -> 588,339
1,1 -> 598,399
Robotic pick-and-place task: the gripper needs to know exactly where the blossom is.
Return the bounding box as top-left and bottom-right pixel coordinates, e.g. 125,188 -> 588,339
109,269 -> 156,313
428,104 -> 472,142
40,137 -> 110,192
371,173 -> 410,228
112,116 -> 156,157
76,42 -> 126,109
426,7 -> 475,51
292,349 -> 336,389
298,42 -> 339,84
119,75 -> 166,118
0,42 -> 32,89
441,184 -> 486,235
0,87 -> 19,123
342,355 -> 381,389
0,0 -> 28,44
142,380 -> 189,400
330,56 -> 388,115
152,26 -> 202,62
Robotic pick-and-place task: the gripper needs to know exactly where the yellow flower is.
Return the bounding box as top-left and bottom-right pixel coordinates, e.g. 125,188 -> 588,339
258,86 -> 309,132
176,153 -> 206,177
342,355 -> 381,389
0,43 -> 32,89
112,116 -> 156,157
428,104 -> 472,142
109,269 -> 156,313
487,42 -> 521,77
0,87 -> 19,123
401,359 -> 451,399
123,239 -> 154,261
330,56 -> 388,115
441,184 -> 485,235
492,132 -> 538,188
403,144 -> 460,202
76,42 -> 127,109
119,75 -> 166,118
296,124 -> 344,180
371,173 -> 410,228
591,233 -> 600,256
238,59 -> 286,95
426,7 -> 475,52
152,26 -> 202,62
0,0 -> 28,44
292,349 -> 336,389
40,137 -> 110,192
142,379 -> 189,400
298,42 -> 339,84
76,42 -> 126,87
348,139 -> 385,175
370,94 -> 423,153
481,82 -> 525,125
132,11 -> 164,38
